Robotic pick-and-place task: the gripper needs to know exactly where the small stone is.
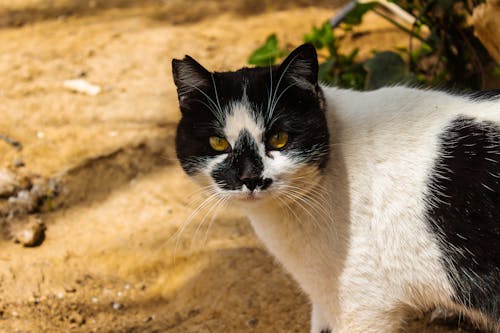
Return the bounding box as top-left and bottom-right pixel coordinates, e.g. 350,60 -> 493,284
91,297 -> 98,303
144,315 -> 155,322
30,296 -> 41,304
111,302 -> 123,310
14,218 -> 45,247
76,69 -> 87,78
0,170 -> 18,197
247,318 -> 259,327
13,159 -> 25,168
64,285 -> 77,293
63,79 -> 101,96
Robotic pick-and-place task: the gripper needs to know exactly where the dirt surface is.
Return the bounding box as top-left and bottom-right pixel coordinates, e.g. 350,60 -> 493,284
0,1 -> 489,332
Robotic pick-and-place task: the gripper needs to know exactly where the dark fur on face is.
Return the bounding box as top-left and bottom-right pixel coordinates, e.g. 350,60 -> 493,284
172,44 -> 329,196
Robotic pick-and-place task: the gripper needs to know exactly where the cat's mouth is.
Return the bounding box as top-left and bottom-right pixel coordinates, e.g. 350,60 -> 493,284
234,192 -> 263,202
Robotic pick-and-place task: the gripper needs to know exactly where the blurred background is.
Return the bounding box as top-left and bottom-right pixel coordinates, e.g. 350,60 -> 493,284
0,1 -> 498,332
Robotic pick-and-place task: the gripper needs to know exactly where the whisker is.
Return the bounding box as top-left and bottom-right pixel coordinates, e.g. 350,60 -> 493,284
202,196 -> 230,245
170,191 -> 220,261
191,194 -> 226,247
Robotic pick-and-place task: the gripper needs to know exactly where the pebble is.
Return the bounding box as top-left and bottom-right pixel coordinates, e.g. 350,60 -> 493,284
13,159 -> 25,168
0,170 -> 18,197
144,315 -> 155,322
111,302 -> 123,310
91,297 -> 99,303
8,189 -> 37,212
247,318 -> 259,327
64,285 -> 77,293
14,218 -> 45,247
63,79 -> 101,96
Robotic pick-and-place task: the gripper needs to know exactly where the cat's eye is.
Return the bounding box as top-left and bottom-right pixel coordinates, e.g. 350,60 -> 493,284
209,136 -> 230,152
268,131 -> 289,150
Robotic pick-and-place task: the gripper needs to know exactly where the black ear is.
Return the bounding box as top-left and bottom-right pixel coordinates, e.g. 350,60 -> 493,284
172,55 -> 211,107
278,43 -> 318,89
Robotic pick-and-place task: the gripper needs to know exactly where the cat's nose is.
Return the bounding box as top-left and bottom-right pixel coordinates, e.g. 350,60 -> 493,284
241,177 -> 260,191
238,160 -> 260,189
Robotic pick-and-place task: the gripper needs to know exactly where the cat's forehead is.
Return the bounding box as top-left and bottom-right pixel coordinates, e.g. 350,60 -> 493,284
214,67 -> 274,144
215,66 -> 277,101
224,100 -> 264,145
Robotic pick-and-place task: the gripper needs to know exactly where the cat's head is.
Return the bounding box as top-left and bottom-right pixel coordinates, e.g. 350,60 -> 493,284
172,44 -> 329,204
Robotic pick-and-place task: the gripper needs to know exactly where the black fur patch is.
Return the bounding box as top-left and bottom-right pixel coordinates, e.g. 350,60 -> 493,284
320,328 -> 332,333
425,116 -> 500,319
468,89 -> 500,101
211,129 -> 266,191
173,44 -> 330,186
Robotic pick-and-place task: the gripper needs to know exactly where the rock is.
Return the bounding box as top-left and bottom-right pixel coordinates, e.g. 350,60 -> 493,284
14,217 -> 45,247
63,79 -> 101,96
0,170 -> 19,197
144,315 -> 155,322
64,285 -> 77,293
13,159 -> 25,168
247,318 -> 259,327
111,302 -> 124,310
8,190 -> 37,213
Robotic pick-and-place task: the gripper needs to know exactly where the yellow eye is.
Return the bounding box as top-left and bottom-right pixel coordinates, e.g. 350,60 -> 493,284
268,131 -> 289,149
209,136 -> 230,152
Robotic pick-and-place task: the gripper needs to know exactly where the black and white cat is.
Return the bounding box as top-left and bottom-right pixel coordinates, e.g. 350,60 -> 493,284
172,44 -> 499,333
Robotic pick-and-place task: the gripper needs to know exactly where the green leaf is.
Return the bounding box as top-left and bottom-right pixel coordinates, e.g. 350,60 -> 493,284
304,21 -> 337,57
342,2 -> 377,26
345,48 -> 359,64
248,34 -> 282,66
364,51 -> 408,90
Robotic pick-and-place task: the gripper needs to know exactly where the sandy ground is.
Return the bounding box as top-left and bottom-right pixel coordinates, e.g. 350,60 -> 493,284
0,1 -> 490,332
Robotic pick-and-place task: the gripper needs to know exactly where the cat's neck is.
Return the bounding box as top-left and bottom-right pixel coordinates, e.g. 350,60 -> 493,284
241,166 -> 350,299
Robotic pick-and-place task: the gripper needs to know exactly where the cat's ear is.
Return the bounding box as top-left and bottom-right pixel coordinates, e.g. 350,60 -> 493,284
172,55 -> 211,108
278,43 -> 318,89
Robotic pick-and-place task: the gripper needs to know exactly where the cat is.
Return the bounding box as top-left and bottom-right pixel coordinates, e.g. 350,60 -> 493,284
171,43 -> 499,333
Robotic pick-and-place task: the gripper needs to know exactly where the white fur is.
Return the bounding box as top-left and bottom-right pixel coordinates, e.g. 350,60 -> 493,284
223,101 -> 264,146
235,86 -> 499,332
194,86 -> 499,332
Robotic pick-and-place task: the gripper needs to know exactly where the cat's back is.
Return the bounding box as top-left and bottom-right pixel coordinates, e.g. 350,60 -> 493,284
322,86 -> 499,322
322,86 -> 500,176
